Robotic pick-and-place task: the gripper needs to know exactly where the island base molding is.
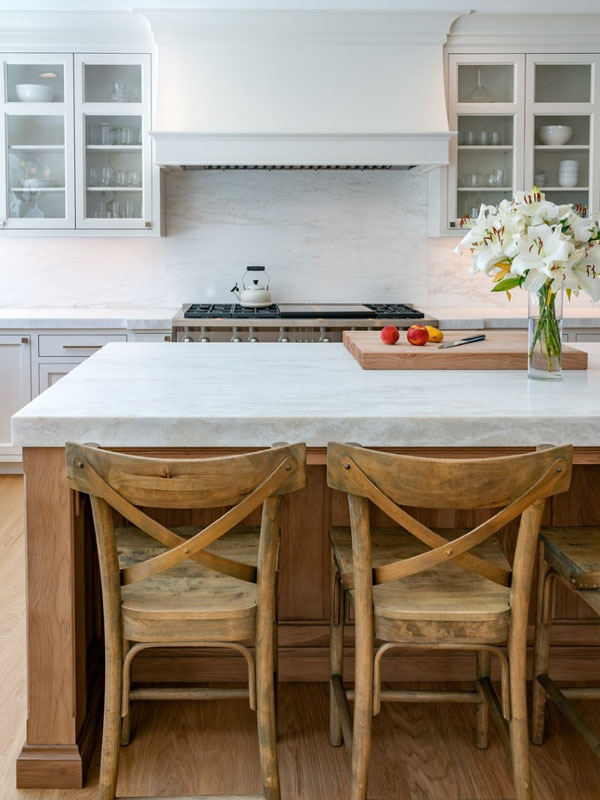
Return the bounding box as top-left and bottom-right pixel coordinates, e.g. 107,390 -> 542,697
18,445 -> 600,789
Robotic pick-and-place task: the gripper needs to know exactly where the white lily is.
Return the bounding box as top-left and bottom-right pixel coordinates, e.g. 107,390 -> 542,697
511,224 -> 573,281
573,243 -> 600,301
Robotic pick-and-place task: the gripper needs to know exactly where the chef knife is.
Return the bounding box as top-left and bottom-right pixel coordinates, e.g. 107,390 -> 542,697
438,334 -> 486,350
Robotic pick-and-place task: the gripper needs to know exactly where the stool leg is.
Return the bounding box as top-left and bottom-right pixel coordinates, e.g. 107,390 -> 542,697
120,639 -> 132,747
330,558 -> 345,747
476,650 -> 492,750
351,604 -> 374,800
532,550 -> 555,746
99,633 -> 123,800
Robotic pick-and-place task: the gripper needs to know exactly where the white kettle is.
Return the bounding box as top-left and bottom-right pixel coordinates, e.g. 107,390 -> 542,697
231,266 -> 273,307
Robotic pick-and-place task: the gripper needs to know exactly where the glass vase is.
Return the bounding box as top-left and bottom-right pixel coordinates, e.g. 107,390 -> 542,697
528,285 -> 563,381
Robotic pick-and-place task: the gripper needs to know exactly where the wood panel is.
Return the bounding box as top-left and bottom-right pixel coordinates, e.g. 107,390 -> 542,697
344,329 -> 588,370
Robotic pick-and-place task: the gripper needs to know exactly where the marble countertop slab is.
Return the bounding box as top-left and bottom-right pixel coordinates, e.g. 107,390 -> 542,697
0,307 -> 176,330
11,341 -> 600,449
426,305 -> 600,330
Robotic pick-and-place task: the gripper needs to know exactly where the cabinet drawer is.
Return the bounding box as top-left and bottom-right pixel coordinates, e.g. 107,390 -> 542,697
38,334 -> 127,357
575,334 -> 600,343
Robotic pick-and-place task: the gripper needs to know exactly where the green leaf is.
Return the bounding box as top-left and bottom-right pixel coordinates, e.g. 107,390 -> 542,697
492,277 -> 521,293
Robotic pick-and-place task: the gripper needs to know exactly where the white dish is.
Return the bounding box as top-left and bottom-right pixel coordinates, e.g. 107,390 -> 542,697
537,125 -> 573,146
559,160 -> 578,169
15,83 -> 54,102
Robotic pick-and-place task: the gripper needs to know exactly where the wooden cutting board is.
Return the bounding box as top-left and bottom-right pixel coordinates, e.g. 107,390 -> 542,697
343,330 -> 588,371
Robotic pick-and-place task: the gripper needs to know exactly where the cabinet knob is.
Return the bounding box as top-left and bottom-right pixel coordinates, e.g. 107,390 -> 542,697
21,336 -> 29,344
145,221 -> 152,228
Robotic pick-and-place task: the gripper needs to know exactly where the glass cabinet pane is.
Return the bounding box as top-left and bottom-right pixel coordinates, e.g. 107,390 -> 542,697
83,114 -> 143,220
535,64 -> 591,104
458,65 -> 514,103
6,62 -> 64,103
456,115 -> 514,219
6,115 -> 66,219
534,114 -> 590,210
84,64 -> 142,103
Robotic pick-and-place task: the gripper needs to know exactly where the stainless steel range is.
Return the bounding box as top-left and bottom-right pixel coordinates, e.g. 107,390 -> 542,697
172,303 -> 437,343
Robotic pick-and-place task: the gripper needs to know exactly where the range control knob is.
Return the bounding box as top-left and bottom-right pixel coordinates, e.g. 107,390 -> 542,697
319,335 -> 331,343
199,336 -> 211,343
230,328 -> 242,343
278,327 -> 290,343
248,327 -> 258,343
182,336 -> 193,343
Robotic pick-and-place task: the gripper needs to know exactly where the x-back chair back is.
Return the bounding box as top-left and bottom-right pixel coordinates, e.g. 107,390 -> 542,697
67,441 -> 306,800
327,442 -> 572,800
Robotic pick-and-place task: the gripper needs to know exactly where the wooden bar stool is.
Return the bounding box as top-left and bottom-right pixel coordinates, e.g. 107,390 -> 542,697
532,526 -> 600,756
66,441 -> 306,800
327,442 -> 572,800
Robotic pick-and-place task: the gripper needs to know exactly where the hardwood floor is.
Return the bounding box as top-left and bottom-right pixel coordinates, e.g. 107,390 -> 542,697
3,474 -> 600,799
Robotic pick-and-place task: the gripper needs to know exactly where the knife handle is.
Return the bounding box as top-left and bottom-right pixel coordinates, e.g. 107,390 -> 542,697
462,335 -> 486,343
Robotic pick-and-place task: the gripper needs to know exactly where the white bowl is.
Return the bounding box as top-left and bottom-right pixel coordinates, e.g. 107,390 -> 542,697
537,125 -> 573,146
559,160 -> 578,169
15,83 -> 54,102
558,175 -> 579,188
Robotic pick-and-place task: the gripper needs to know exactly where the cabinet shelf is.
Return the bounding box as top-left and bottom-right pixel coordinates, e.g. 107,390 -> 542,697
534,145 -> 589,150
10,187 -> 65,192
457,145 -> 513,151
87,186 -> 142,192
86,145 -> 142,151
8,144 -> 64,151
542,186 -> 589,191
457,187 -> 513,192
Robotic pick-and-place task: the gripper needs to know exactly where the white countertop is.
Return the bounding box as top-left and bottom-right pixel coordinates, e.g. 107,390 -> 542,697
0,307 -> 175,330
0,304 -> 598,331
427,305 -> 600,330
11,341 -> 600,448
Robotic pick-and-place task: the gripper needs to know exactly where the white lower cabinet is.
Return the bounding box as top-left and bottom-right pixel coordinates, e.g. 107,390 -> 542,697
0,335 -> 31,457
38,360 -> 84,391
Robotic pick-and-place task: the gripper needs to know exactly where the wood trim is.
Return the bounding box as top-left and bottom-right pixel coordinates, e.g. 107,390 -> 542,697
22,447 -> 77,744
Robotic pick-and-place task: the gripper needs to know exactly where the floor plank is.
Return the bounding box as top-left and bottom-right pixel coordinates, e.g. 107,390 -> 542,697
3,475 -> 600,799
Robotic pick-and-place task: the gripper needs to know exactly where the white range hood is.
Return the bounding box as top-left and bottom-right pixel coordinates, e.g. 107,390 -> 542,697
141,9 -> 462,168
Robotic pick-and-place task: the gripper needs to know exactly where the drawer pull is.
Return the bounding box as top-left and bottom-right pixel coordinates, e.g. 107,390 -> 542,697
62,344 -> 103,349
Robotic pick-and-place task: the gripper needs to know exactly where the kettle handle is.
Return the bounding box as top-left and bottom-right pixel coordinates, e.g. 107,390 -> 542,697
242,266 -> 269,289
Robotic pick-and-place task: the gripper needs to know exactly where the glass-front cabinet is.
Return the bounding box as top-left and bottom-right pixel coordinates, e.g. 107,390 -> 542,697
0,53 -> 74,228
0,52 -> 152,232
525,54 -> 600,215
448,54 -> 525,228
74,54 -> 151,229
445,53 -> 600,233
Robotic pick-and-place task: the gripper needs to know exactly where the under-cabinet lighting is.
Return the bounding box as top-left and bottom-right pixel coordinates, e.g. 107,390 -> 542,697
38,72 -> 57,79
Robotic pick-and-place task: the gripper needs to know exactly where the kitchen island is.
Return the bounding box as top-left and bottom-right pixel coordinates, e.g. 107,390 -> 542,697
11,341 -> 600,788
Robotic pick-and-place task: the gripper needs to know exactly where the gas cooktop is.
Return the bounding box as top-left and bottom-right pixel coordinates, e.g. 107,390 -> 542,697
183,303 -> 425,320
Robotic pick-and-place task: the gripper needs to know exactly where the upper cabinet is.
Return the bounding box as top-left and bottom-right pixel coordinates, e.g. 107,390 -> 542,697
441,52 -> 600,234
0,52 -> 156,234
0,53 -> 75,229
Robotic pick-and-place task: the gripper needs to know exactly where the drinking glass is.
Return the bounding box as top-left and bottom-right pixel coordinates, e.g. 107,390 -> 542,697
127,170 -> 141,187
119,126 -> 133,145
478,131 -> 489,146
100,122 -> 112,145
89,125 -> 102,146
124,200 -> 136,218
464,130 -> 476,146
490,131 -> 501,146
100,166 -> 113,187
88,167 -> 99,186
108,80 -> 127,102
116,169 -> 127,187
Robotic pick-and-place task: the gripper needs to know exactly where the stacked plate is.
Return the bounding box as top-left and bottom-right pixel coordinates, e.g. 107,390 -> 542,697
558,160 -> 578,188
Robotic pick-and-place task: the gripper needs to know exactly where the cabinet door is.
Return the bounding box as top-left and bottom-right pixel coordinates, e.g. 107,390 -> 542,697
525,54 -> 600,216
0,335 -> 31,456
447,54 -> 525,230
0,53 -> 74,229
38,361 -> 82,392
74,54 -> 152,230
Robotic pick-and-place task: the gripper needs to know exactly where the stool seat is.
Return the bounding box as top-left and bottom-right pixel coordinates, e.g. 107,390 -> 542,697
330,526 -> 511,643
541,526 -> 600,609
117,525 -> 259,642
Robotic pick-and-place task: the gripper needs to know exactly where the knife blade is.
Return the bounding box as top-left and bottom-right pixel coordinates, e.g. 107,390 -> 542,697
438,334 -> 486,349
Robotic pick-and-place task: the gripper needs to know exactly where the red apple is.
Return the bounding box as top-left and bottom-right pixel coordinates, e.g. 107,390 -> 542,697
380,325 -> 400,345
406,325 -> 429,346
